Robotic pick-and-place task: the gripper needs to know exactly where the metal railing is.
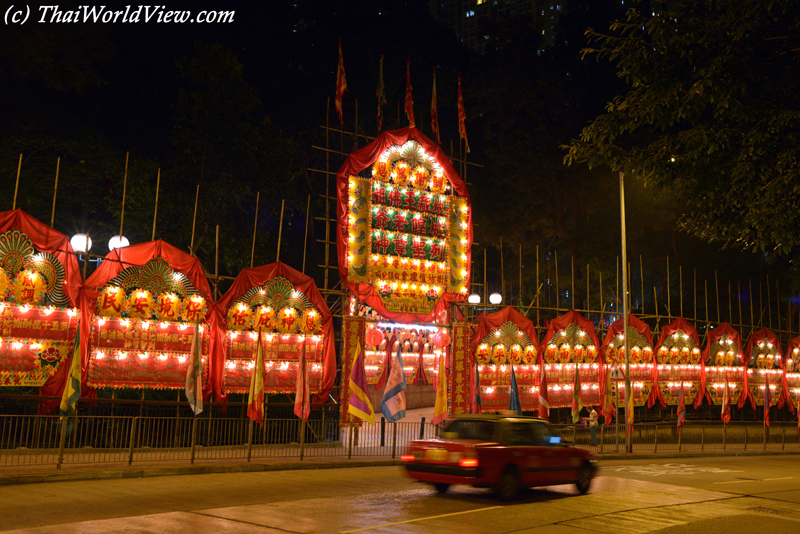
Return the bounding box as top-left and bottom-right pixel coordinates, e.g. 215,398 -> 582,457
1,414 -> 798,470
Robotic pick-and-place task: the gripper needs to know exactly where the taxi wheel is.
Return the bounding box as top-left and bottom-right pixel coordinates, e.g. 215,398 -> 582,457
433,483 -> 450,493
495,467 -> 519,501
575,463 -> 592,495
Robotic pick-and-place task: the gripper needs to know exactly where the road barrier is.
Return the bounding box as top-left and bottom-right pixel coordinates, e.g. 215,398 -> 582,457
0,414 -> 797,469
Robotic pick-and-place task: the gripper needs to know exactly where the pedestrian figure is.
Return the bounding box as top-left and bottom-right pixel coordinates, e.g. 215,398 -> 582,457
589,406 -> 598,446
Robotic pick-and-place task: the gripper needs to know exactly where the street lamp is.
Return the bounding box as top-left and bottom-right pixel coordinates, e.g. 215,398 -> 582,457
489,293 -> 502,305
108,235 -> 130,251
70,233 -> 92,254
468,293 -> 481,304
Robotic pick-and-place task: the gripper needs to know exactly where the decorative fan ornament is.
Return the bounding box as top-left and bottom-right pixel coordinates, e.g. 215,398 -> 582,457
138,258 -> 173,296
0,230 -> 34,278
236,287 -> 270,308
27,252 -> 70,307
264,277 -> 294,307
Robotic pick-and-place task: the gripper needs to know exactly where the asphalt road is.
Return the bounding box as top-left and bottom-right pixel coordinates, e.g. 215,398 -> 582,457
1,455 -> 800,533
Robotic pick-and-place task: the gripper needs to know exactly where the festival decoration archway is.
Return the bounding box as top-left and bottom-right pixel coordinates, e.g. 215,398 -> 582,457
471,307 -> 538,412
744,327 -> 785,409
337,126 -> 472,323
702,323 -> 751,410
0,209 -> 82,412
539,310 -> 601,410
210,261 -> 335,404
600,315 -> 657,408
79,240 -> 213,392
652,317 -> 702,408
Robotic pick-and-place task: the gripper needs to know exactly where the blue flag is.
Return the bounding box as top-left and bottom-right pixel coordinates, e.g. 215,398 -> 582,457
59,325 -> 81,435
380,344 -> 407,422
677,382 -> 686,434
509,364 -> 521,413
473,362 -> 481,413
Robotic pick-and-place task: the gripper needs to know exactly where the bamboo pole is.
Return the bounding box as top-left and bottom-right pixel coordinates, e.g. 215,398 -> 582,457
151,168 -> 160,241
250,191 -> 260,268
190,184 -> 199,255
586,263 -> 590,313
276,199 -> 285,262
500,237 -> 505,303
303,193 -> 310,274
483,248 -> 487,304
599,270 -> 603,325
759,281 -> 764,328
776,279 -> 781,334
616,256 -> 619,315
324,97 -> 331,290
693,269 -> 697,322
728,281 -> 733,326
653,287 -> 659,321
215,225 -> 219,300
705,280 -> 709,325
766,274 -> 772,329
679,265 -> 683,318
555,250 -> 559,310
715,269 -> 720,323
571,254 -> 575,310
519,243 -> 523,309
12,154 -> 22,209
50,157 -> 60,227
738,281 -> 743,328
119,152 -> 129,238
535,246 -> 539,326
750,279 -> 755,327
640,255 -> 644,316
666,256 -> 671,318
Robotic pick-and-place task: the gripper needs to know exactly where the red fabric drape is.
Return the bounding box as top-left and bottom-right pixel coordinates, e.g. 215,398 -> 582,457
0,209 -> 83,413
470,306 -> 539,352
744,327 -> 782,368
212,261 -> 336,404
701,323 -> 752,410
651,317 -> 705,408
539,310 -> 600,364
375,334 -> 397,392
79,240 -> 213,398
336,126 -> 471,323
600,314 -> 654,361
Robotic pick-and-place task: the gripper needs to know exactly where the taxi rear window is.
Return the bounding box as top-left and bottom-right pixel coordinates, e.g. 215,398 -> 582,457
441,420 -> 496,441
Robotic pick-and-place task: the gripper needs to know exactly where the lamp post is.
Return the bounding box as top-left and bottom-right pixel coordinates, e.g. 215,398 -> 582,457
70,233 -> 92,279
108,235 -> 130,251
620,172 -> 631,453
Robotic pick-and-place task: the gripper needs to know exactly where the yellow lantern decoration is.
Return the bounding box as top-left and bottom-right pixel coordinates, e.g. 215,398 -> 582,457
508,344 -> 522,364
372,159 -> 390,181
13,270 -> 45,305
680,347 -> 690,364
476,343 -> 491,364
126,290 -> 153,319
155,292 -> 181,322
227,302 -> 252,331
96,286 -> 124,317
278,306 -> 297,332
725,350 -> 735,366
523,345 -> 537,364
715,350 -> 725,366
393,161 -> 409,185
492,343 -> 506,363
410,166 -> 429,188
181,294 -> 206,323
0,269 -> 9,299
252,305 -> 276,330
301,308 -> 321,335
430,171 -> 446,193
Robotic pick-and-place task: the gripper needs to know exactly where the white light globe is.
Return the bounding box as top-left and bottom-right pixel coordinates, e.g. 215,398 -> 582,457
70,234 -> 92,254
108,235 -> 130,251
468,293 -> 481,304
489,293 -> 502,305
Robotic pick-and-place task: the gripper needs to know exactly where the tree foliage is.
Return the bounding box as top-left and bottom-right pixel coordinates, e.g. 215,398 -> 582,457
565,0 -> 800,259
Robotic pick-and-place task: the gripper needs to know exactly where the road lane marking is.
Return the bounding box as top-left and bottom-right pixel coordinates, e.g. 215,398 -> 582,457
763,477 -> 793,481
713,477 -> 792,485
338,506 -> 503,533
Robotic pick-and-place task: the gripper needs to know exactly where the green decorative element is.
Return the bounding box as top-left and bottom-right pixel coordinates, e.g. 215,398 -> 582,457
106,258 -> 197,298
0,230 -> 34,277
28,252 -> 70,308
659,329 -> 697,351
236,277 -> 312,311
351,263 -> 368,278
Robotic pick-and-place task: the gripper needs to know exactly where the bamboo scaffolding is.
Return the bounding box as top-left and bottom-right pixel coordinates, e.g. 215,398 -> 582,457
190,184 -> 199,256
555,250 -> 559,310
250,191 -> 260,269
640,255 -> 644,315
500,237 -> 505,303
50,157 -> 60,227
535,246 -> 540,326
571,254 -> 575,310
303,194 -> 310,274
13,154 -> 22,209
666,256 -> 671,318
767,274 -> 772,329
679,265 -> 683,318
276,199 -> 285,262
519,244 -> 523,309
151,168 -> 160,241
119,152 -> 129,238
750,280 -> 754,327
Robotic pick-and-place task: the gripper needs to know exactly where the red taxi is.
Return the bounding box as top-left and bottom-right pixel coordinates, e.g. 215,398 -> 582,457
401,414 -> 597,500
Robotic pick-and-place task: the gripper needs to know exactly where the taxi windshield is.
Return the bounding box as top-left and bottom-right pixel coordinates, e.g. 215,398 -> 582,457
441,419 -> 496,441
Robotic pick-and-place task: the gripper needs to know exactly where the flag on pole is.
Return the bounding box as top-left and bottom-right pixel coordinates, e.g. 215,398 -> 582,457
294,339 -> 311,420
509,364 -> 521,413
431,67 -> 441,144
538,366 -> 550,420
433,350 -> 448,424
457,73 -> 470,153
571,363 -> 583,424
348,343 -> 375,425
764,374 -> 772,427
625,385 -> 634,438
721,374 -> 732,424
677,381 -> 686,434
376,55 -> 386,132
380,344 -> 407,422
404,57 -> 415,127
335,38 -> 348,125
603,365 -> 615,425
59,325 -> 81,434
473,362 -> 481,414
184,321 -> 203,417
247,330 -> 265,426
